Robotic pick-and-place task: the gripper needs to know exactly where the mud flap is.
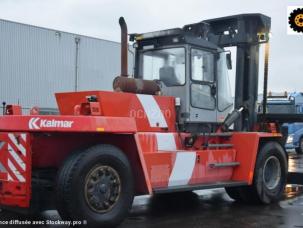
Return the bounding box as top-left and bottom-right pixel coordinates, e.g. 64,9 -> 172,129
0,132 -> 31,208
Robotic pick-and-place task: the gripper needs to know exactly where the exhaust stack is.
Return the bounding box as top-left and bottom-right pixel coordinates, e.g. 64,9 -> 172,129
119,17 -> 128,77
113,17 -> 160,95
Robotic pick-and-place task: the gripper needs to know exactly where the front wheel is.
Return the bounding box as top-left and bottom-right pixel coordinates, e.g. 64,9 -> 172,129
226,142 -> 287,204
55,144 -> 134,227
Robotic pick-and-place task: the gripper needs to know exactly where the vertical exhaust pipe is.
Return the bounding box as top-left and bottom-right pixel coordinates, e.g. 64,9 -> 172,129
119,17 -> 128,77
113,17 -> 160,95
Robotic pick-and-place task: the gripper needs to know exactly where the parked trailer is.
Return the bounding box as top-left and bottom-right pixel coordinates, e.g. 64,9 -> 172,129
0,14 -> 288,227
260,92 -> 303,185
261,92 -> 303,153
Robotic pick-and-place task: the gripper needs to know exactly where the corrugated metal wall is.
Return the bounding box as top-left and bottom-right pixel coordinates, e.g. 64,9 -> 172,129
77,35 -> 133,91
0,19 -> 133,113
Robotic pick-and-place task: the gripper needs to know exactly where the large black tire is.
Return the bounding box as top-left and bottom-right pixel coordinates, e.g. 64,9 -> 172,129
226,142 -> 287,204
55,144 -> 134,228
295,138 -> 303,154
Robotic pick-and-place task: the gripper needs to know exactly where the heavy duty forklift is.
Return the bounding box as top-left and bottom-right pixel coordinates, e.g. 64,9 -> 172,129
0,14 -> 289,227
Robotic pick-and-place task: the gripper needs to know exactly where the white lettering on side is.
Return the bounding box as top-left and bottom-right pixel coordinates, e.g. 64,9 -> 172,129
29,118 -> 74,129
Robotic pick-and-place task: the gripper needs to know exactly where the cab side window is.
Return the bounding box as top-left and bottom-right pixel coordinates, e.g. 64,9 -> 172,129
191,49 -> 215,110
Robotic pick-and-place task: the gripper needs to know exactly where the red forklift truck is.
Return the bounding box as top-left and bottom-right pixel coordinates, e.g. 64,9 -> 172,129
0,14 -> 289,227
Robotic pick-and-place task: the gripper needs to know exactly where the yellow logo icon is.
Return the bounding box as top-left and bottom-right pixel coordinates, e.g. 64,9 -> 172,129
289,8 -> 303,33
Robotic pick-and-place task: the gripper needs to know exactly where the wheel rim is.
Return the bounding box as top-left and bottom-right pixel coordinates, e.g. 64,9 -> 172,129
263,156 -> 281,190
84,165 -> 121,213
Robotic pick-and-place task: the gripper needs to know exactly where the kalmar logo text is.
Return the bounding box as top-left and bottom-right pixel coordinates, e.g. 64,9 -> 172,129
29,118 -> 74,129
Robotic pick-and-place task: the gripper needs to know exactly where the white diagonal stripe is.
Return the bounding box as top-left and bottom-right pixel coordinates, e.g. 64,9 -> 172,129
8,144 -> 25,171
168,152 -> 196,187
136,94 -> 168,128
8,159 -> 25,182
156,133 -> 176,151
8,134 -> 26,156
20,134 -> 26,142
7,173 -> 13,181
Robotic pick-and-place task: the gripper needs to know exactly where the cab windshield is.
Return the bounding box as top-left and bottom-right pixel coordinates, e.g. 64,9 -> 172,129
139,47 -> 185,86
217,52 -> 233,111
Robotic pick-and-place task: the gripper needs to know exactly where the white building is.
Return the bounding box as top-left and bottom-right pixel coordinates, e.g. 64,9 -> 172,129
0,19 -> 133,114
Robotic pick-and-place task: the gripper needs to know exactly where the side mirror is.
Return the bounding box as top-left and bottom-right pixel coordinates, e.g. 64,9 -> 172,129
226,53 -> 232,70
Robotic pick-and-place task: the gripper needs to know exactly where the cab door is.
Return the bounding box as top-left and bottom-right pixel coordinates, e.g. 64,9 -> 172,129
189,48 -> 217,123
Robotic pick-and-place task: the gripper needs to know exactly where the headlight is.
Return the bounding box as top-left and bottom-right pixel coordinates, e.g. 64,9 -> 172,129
287,135 -> 294,144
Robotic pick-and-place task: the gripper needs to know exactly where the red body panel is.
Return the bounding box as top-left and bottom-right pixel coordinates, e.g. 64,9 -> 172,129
0,90 -> 282,208
231,132 -> 281,184
134,132 -> 259,190
56,91 -> 176,132
0,133 -> 31,207
0,115 -> 136,133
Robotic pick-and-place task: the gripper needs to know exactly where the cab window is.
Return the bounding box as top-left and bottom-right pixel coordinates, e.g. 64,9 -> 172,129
140,48 -> 185,86
191,49 -> 214,82
190,48 -> 215,110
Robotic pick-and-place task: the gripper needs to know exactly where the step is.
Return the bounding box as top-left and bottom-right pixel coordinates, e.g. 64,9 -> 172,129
206,143 -> 233,148
153,181 -> 248,194
200,132 -> 233,137
209,162 -> 240,168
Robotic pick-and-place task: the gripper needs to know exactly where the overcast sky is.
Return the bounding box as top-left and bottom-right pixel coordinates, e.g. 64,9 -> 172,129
0,0 -> 302,93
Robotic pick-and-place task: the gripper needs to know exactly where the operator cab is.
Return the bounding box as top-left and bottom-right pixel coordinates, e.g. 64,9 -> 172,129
131,27 -> 233,132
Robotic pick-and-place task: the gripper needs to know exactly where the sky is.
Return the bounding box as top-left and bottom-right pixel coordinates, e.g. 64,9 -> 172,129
0,0 -> 302,93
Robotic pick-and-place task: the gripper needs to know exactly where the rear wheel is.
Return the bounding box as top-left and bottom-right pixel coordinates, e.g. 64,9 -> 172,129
55,144 -> 134,227
226,142 -> 287,204
295,138 -> 303,154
